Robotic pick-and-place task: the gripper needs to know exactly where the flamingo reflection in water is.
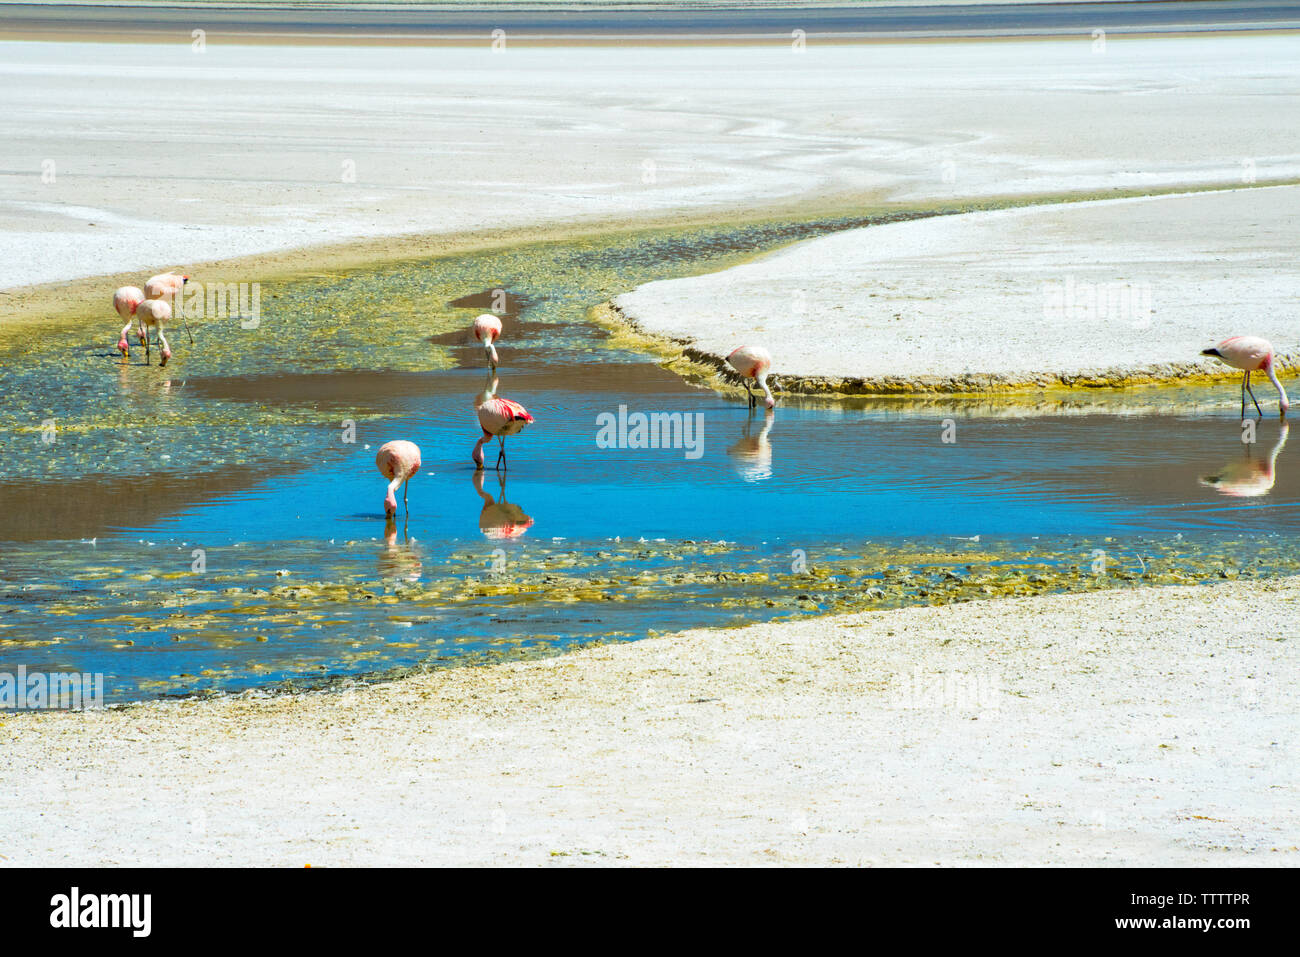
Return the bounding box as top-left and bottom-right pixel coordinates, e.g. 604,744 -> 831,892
1200,424 -> 1289,498
473,470 -> 534,539
727,408 -> 775,483
380,514 -> 423,580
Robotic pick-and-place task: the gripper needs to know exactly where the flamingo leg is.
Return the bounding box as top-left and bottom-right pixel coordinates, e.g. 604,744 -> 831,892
144,325 -> 151,364
403,479 -> 409,514
495,437 -> 506,472
743,379 -> 755,409
1245,372 -> 1263,418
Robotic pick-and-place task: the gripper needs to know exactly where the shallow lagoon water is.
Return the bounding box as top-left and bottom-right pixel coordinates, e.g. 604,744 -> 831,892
2,214 -> 1298,704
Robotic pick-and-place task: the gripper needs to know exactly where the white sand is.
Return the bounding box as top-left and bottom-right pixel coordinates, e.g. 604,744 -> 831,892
3,578 -> 1297,866
613,185 -> 1300,389
3,34 -> 1300,291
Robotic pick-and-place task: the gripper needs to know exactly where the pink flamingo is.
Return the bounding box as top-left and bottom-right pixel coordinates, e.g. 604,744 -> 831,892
472,314 -> 502,369
473,382 -> 534,471
112,286 -> 145,356
144,272 -> 195,356
144,272 -> 189,301
135,299 -> 173,366
1201,337 -> 1290,419
376,440 -> 422,517
726,345 -> 778,409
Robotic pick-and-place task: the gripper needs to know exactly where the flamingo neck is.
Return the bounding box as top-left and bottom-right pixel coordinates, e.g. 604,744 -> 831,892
1266,365 -> 1289,416
756,372 -> 775,409
473,434 -> 487,467
385,478 -> 400,513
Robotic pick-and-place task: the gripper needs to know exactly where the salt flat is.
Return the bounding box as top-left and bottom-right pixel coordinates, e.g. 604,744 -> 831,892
4,577 -> 1296,866
612,185 -> 1300,390
2,33 -> 1299,291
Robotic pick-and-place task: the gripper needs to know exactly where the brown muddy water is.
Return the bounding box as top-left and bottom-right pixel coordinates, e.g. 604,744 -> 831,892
1,212 -> 1297,705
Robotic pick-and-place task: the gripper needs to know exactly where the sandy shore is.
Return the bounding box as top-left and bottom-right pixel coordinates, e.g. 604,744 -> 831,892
611,185 -> 1300,393
4,577 -> 1296,866
4,33 -> 1300,296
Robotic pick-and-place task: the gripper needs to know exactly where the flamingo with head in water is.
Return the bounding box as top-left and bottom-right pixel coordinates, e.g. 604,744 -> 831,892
473,379 -> 533,470
726,345 -> 777,410
1201,336 -> 1290,420
473,314 -> 502,369
135,299 -> 174,366
113,286 -> 145,356
376,440 -> 422,518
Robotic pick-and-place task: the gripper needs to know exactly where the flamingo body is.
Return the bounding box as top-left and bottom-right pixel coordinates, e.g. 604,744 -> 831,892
135,299 -> 174,365
473,394 -> 533,470
376,440 -> 422,517
1202,336 -> 1289,419
473,314 -> 502,368
144,272 -> 189,300
726,345 -> 776,409
113,286 -> 145,354
1205,336 -> 1274,372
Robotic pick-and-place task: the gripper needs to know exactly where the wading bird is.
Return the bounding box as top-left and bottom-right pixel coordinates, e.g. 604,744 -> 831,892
473,381 -> 534,471
472,314 -> 502,369
376,440 -> 422,518
1201,336 -> 1290,419
144,272 -> 189,301
726,345 -> 777,410
135,299 -> 173,366
113,286 -> 145,356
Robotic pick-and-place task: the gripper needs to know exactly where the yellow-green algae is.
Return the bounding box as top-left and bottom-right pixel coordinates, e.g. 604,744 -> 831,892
3,535 -> 1297,704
